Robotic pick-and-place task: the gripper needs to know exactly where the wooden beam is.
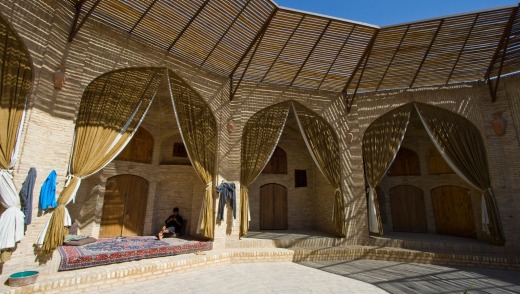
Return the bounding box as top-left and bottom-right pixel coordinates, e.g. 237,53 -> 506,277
376,25 -> 410,91
230,29 -> 266,100
259,15 -> 305,83
229,7 -> 278,78
289,20 -> 331,87
346,49 -> 371,113
490,16 -> 517,102
446,14 -> 479,84
167,0 -> 212,51
68,0 -> 100,42
341,29 -> 379,96
200,0 -> 253,69
409,19 -> 444,88
317,24 -> 356,90
129,0 -> 159,33
485,5 -> 519,81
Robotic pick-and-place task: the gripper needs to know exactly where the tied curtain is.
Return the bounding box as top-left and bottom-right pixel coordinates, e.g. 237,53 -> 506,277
414,102 -> 505,245
37,67 -> 164,253
362,104 -> 412,235
167,69 -> 217,239
240,101 -> 291,236
0,15 -> 33,250
292,102 -> 345,237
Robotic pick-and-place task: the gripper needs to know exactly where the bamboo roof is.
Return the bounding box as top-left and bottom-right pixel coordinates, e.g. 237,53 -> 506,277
67,0 -> 520,98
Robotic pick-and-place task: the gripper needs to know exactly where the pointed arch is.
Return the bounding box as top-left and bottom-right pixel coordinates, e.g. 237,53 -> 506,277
38,66 -> 219,252
362,102 -> 504,244
240,101 -> 291,236
240,100 -> 345,237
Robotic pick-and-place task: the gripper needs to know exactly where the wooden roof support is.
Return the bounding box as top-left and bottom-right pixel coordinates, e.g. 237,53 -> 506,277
289,20 -> 331,86
346,49 -> 371,113
129,0 -> 159,33
230,30 -> 266,100
230,7 -> 278,79
376,25 -> 410,91
409,19 -> 444,88
446,14 -> 479,84
167,0 -> 212,51
485,6 -> 518,80
68,0 -> 101,42
259,15 -> 306,83
485,5 -> 519,102
341,29 -> 379,96
200,0 -> 253,69
317,25 -> 356,90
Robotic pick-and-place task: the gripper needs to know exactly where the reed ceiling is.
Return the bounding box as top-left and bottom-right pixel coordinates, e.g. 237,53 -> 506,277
67,0 -> 520,99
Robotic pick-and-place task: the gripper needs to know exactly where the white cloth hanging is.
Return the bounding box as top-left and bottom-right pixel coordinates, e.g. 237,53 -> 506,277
368,187 -> 379,234
0,170 -> 25,250
481,194 -> 490,234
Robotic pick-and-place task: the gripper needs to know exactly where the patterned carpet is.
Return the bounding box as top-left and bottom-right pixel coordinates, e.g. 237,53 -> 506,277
57,236 -> 212,271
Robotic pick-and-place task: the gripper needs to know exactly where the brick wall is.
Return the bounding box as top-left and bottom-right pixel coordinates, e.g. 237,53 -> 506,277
1,0 -> 519,275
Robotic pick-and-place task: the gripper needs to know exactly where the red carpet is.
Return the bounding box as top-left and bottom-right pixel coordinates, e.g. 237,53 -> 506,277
57,236 -> 212,271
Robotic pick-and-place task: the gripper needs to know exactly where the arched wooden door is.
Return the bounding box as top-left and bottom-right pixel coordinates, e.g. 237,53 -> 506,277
100,175 -> 149,238
389,185 -> 428,233
431,185 -> 476,239
260,183 -> 288,230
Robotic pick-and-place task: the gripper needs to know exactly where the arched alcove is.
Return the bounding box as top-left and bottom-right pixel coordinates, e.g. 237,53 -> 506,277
364,102 -> 503,244
262,146 -> 287,174
387,147 -> 421,176
427,147 -> 454,175
115,127 -> 154,164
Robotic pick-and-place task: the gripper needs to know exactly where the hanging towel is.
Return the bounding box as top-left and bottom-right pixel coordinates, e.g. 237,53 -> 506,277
39,170 -> 57,210
216,182 -> 236,221
19,167 -> 37,225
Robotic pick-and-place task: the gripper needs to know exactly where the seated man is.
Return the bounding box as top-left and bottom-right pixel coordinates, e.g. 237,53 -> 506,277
157,207 -> 183,240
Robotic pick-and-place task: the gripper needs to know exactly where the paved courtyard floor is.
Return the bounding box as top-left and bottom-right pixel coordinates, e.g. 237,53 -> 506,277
103,260 -> 520,294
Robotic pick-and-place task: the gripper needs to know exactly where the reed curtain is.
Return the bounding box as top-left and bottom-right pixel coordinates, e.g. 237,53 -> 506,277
37,68 -> 163,253
414,102 -> 505,245
362,104 -> 412,235
240,101 -> 291,236
167,69 -> 217,239
292,102 -> 345,236
0,16 -> 32,250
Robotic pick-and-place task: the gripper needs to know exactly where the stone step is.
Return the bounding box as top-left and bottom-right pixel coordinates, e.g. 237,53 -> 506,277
1,246 -> 518,294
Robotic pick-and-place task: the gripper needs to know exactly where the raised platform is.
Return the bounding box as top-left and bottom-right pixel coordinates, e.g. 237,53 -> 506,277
1,231 -> 518,293
238,230 -> 508,255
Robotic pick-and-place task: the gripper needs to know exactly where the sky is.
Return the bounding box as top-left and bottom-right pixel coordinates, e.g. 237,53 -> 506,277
274,0 -> 519,26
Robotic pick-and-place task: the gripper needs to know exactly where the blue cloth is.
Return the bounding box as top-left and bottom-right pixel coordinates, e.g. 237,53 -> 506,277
39,170 -> 57,210
19,167 -> 37,225
216,182 -> 236,221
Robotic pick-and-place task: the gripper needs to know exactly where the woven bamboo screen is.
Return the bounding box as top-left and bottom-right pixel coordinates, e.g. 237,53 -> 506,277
67,0 -> 520,95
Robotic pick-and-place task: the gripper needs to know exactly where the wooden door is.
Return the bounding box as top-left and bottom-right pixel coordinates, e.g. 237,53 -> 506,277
431,185 -> 476,239
100,175 -> 149,238
389,185 -> 428,233
260,184 -> 288,230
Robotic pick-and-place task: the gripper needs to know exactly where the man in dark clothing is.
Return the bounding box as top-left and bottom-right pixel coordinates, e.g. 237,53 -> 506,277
157,207 -> 183,240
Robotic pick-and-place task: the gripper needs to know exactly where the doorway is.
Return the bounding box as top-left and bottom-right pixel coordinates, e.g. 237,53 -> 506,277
431,185 -> 476,239
260,183 -> 288,230
100,174 -> 149,237
389,185 -> 428,233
